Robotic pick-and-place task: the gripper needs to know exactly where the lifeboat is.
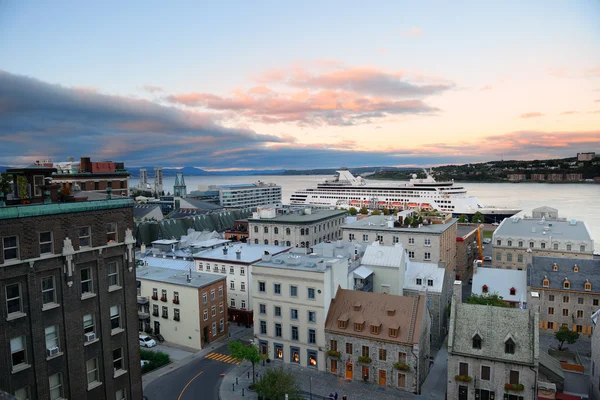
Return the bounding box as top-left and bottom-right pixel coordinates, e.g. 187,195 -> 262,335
421,203 -> 432,210
378,201 -> 388,206
350,200 -> 361,206
391,202 -> 403,207
407,203 -> 419,208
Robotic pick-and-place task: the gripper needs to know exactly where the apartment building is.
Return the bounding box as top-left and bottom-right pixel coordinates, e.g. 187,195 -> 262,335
359,243 -> 407,295
448,282 -> 539,400
194,243 -> 291,327
455,224 -> 482,281
591,310 -> 600,400
251,252 -> 349,371
324,289 -> 430,394
507,174 -> 527,182
248,207 -> 347,248
136,265 -> 227,350
0,171 -> 141,400
577,152 -> 595,162
209,182 -> 282,208
492,209 -> 594,270
527,256 -> 600,334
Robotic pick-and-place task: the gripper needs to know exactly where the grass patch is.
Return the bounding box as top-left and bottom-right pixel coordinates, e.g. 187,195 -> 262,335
140,349 -> 170,374
483,230 -> 494,239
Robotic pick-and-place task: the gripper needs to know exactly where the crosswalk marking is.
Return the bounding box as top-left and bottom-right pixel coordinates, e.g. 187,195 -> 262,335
204,352 -> 241,364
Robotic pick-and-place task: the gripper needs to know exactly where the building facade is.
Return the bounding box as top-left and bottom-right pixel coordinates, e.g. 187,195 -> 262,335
248,208 -> 347,248
136,265 -> 227,350
527,256 -> 600,334
251,252 -> 349,371
209,182 -> 282,208
455,224 -> 481,281
448,282 -> 539,400
194,243 -> 291,327
492,208 -> 594,270
324,289 -> 430,394
0,190 -> 141,400
48,157 -> 130,197
591,309 -> 600,400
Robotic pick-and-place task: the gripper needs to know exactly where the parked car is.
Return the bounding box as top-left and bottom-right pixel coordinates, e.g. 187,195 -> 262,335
141,360 -> 150,368
492,222 -> 500,226
483,256 -> 492,262
139,334 -> 157,348
483,238 -> 492,244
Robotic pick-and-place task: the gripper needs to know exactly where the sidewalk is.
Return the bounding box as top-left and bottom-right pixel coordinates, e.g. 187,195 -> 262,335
142,324 -> 252,391
420,338 -> 448,399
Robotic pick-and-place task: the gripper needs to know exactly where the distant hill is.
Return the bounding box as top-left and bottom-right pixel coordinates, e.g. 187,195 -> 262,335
127,166 -> 286,177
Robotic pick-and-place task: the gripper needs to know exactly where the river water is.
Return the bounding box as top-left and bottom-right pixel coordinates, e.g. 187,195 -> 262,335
130,175 -> 599,252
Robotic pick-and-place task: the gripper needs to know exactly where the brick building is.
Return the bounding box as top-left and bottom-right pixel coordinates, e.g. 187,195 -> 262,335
455,224 -> 482,281
0,180 -> 141,399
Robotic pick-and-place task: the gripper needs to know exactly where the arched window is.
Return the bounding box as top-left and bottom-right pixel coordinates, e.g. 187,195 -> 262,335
472,334 -> 482,349
573,265 -> 579,272
254,239 -> 258,244
542,278 -> 550,287
509,287 -> 516,296
563,280 -> 570,289
580,245 -> 586,252
264,227 -> 269,234
254,226 -> 259,233
274,240 -> 279,246
300,228 -> 305,235
286,228 -> 291,235
274,227 -> 279,234
264,239 -> 269,245
286,241 -> 291,246
552,263 -> 558,271
585,281 -> 592,291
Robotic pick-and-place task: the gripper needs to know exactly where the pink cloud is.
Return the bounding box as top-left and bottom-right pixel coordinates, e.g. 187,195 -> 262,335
479,85 -> 492,91
546,67 -> 568,78
519,112 -> 544,119
560,110 -> 580,115
584,66 -> 600,78
401,27 -> 423,37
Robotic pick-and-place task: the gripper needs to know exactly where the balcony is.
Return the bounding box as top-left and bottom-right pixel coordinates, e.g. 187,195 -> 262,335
138,311 -> 150,320
137,296 -> 149,305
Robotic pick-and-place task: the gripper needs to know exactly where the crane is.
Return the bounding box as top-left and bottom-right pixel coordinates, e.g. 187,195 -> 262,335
476,226 -> 484,266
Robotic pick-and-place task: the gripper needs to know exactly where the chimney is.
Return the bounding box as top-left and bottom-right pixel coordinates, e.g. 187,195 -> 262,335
262,250 -> 271,262
223,246 -> 228,255
236,248 -> 242,260
453,280 -> 462,304
141,243 -> 146,253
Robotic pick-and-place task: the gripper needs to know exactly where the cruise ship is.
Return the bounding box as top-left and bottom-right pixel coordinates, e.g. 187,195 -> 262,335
289,169 -> 521,223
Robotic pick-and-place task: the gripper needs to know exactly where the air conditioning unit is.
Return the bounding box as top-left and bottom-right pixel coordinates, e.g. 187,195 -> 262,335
47,347 -> 59,357
84,332 -> 96,342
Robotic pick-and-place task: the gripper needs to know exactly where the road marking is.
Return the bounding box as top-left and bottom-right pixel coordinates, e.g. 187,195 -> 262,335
204,352 -> 241,364
178,371 -> 204,400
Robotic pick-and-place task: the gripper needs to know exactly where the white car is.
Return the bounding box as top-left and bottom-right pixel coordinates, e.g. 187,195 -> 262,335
492,222 -> 500,226
141,360 -> 150,367
483,238 -> 492,244
484,256 -> 492,262
139,334 -> 157,348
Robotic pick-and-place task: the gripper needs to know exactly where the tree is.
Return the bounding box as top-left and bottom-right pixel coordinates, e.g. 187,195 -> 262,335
371,209 -> 381,215
381,208 -> 390,215
348,207 -> 358,216
458,214 -> 469,223
255,367 -> 302,400
0,172 -> 12,197
466,293 -> 510,308
555,326 -> 580,350
359,206 -> 368,215
471,211 -> 485,224
228,341 -> 262,385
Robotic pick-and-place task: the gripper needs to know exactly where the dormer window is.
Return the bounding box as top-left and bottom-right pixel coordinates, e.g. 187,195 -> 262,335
416,278 -> 422,285
472,334 -> 482,349
573,265 -> 579,272
585,281 -> 592,291
563,279 -> 570,289
553,263 -> 558,271
482,285 -> 488,293
505,338 -> 515,354
543,277 -> 549,287
354,322 -> 363,332
388,328 -> 399,337
370,324 -> 380,335
509,287 -> 516,296
338,320 -> 347,329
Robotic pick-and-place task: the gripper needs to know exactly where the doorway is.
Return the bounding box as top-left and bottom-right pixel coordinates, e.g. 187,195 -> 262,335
345,362 -> 353,379
154,321 -> 160,335
378,370 -> 386,386
331,359 -> 338,374
459,386 -> 468,400
362,366 -> 369,382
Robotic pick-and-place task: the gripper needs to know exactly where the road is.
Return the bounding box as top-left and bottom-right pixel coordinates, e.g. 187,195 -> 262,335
144,342 -> 239,400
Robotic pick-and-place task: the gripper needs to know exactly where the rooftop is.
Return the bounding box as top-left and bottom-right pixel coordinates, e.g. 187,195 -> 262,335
527,256 -> 600,292
248,209 -> 346,224
343,215 -> 457,234
195,242 -> 291,264
456,224 -> 479,238
471,267 -> 527,303
324,288 -> 425,345
136,265 -> 224,288
361,242 -> 405,268
137,254 -> 194,271
0,198 -> 134,219
253,252 -> 346,273
494,216 -> 592,242
178,198 -> 224,210
311,240 -> 365,259
404,261 -> 445,293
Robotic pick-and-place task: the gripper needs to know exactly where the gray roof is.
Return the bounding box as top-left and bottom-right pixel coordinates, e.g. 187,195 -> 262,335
472,268 -> 528,303
179,198 -> 224,210
361,243 -> 405,268
137,255 -> 194,271
254,252 -> 346,273
136,265 -> 225,288
134,204 -> 161,219
450,303 -> 537,364
311,240 -> 365,259
343,215 -> 457,234
527,256 -> 600,292
539,351 -> 565,381
248,209 -> 346,224
195,242 -> 291,264
494,216 -> 592,242
457,224 -> 478,238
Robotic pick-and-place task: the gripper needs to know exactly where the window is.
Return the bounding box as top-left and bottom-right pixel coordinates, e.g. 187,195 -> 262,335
211,305 -> 216,317
107,222 -> 117,243
308,350 -> 318,368
254,226 -> 259,233
230,281 -> 235,290
291,326 -> 299,340
45,325 -> 59,352
567,244 -> 572,251
416,278 -> 422,285
346,343 -> 352,354
229,266 -> 234,274
272,283 -> 282,295
510,287 -> 516,296
576,324 -> 583,333
220,318 -> 224,332
354,322 -> 363,332
49,373 -> 63,400
259,281 -> 266,292
547,322 -> 554,330
219,302 -> 223,314
274,323 -> 282,337
509,370 -> 519,385
203,310 -> 208,321
203,292 -> 208,303
81,267 -> 94,295
507,240 -> 512,247
87,358 -> 100,386
424,252 -> 431,260
159,306 -> 167,318
482,285 -> 488,293
548,293 -> 553,301
264,240 -> 269,245
472,334 -> 482,349
152,304 -> 159,316
308,329 -> 316,344
578,297 -> 584,304
496,240 -> 501,246
113,347 -> 124,372
563,280 -> 570,289
290,285 -> 298,297
241,300 -> 246,309
264,226 -> 269,234
553,243 -> 559,250
581,245 -> 586,252
291,309 -> 298,320
541,242 -> 546,249
254,239 -> 258,244
11,336 -> 27,369
548,307 -> 554,315
260,320 -> 267,334
424,238 -> 431,246
218,286 -> 223,297
39,232 -> 53,254
408,251 -> 415,259
274,240 -> 279,245
259,304 -> 266,314
174,308 -> 180,321
115,388 -> 126,400
42,276 -> 56,305
518,241 -> 523,247
529,242 -> 534,249
110,306 -> 121,330
517,254 -> 523,263
507,253 -> 513,262
330,340 -> 338,351
107,262 -> 119,287
595,299 -> 599,306
240,267 -> 245,276
459,362 -> 468,376
393,236 -> 399,243
362,234 -> 369,242
274,306 -> 281,317
505,338 -> 515,354
6,283 -> 22,315
308,288 -> 315,299
398,373 -> 406,388
408,237 -> 414,245
212,322 -> 217,336
230,299 -> 235,308
3,236 -> 19,260
427,279 -> 433,287
389,328 -> 398,337
496,253 -> 501,261
563,296 -> 569,303
79,227 -> 91,247
14,387 -> 30,400
274,227 -> 279,234
481,365 -> 490,380
577,310 -> 583,318
379,348 -> 387,361
562,308 -> 569,317
308,311 -> 316,323
349,233 -> 355,241
84,313 -> 95,334
586,282 -> 592,291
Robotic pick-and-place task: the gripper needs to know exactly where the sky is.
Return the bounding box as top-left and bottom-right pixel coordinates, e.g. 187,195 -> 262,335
0,0 -> 599,170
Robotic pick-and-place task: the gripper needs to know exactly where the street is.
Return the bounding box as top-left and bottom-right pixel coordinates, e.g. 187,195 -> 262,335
143,341 -> 239,400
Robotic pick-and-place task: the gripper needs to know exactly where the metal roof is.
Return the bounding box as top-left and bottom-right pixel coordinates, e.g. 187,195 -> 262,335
361,243 -> 405,268
353,266 -> 374,279
494,217 -> 592,242
136,265 -> 224,288
527,256 -> 600,292
404,261 -> 445,293
195,242 -> 291,264
343,215 -> 457,234
248,209 -> 346,224
471,267 -> 528,303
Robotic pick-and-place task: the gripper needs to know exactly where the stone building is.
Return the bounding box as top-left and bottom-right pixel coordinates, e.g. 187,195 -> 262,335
455,224 -> 482,281
136,265 -> 227,350
448,281 -> 539,400
492,208 -> 594,270
591,309 -> 600,400
248,207 -> 347,248
324,289 -> 430,393
0,178 -> 141,400
527,256 -> 600,334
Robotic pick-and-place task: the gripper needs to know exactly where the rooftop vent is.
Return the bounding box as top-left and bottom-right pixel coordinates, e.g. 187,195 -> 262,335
570,219 -> 577,226
386,309 -> 396,316
353,302 -> 361,311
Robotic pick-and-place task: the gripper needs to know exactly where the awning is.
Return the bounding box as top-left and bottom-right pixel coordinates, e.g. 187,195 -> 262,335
353,266 -> 374,279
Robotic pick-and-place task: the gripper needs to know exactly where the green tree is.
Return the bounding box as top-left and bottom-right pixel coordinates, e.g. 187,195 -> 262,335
381,208 -> 390,215
466,293 -> 510,308
458,214 -> 469,223
348,207 -> 358,216
255,367 -> 302,400
555,326 -> 580,350
359,206 -> 369,215
371,209 -> 381,215
0,172 -> 12,197
471,211 -> 485,224
228,341 -> 262,385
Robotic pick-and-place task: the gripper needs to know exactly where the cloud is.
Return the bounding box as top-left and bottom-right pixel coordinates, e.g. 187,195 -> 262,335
519,112 -> 544,119
479,85 -> 492,91
595,99 -> 600,102
142,85 -> 164,93
401,27 -> 423,37
584,66 -> 600,78
560,110 -> 579,115
546,67 -> 568,78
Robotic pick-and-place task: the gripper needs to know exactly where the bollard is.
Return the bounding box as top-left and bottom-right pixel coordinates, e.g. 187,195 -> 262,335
242,388 -> 245,396
236,377 -> 238,385
248,371 -> 250,379
232,383 -> 235,391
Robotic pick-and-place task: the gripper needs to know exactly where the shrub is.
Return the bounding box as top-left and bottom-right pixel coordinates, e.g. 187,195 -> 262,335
358,356 -> 372,363
140,349 -> 170,374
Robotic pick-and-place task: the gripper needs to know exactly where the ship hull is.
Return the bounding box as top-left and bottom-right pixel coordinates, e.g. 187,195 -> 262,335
455,211 -> 519,224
